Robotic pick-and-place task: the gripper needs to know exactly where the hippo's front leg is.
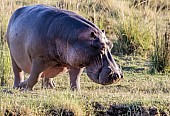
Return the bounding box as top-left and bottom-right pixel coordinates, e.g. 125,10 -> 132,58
68,67 -> 84,90
19,58 -> 44,90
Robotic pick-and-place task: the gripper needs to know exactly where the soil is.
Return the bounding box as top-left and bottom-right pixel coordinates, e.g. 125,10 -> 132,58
3,102 -> 168,116
92,102 -> 168,116
46,108 -> 74,116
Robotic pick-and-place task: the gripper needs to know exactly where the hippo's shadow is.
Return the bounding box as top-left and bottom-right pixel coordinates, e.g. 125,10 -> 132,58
122,66 -> 146,73
2,88 -> 13,94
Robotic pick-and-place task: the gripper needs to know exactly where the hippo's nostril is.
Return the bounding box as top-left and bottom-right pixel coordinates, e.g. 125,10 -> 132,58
113,73 -> 119,78
121,74 -> 123,78
108,73 -> 113,78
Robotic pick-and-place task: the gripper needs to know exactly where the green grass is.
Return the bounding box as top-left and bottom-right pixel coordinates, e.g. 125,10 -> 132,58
1,71 -> 170,115
1,56 -> 170,115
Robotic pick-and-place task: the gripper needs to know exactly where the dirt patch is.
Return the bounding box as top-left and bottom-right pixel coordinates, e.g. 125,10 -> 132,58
46,108 -> 74,116
106,104 -> 149,116
4,106 -> 76,116
91,102 -> 168,116
4,109 -> 18,116
2,102 -> 168,116
4,108 -> 31,116
91,102 -> 106,116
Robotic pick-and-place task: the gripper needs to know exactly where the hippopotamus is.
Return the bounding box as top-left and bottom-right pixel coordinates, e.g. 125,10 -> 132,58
6,4 -> 123,90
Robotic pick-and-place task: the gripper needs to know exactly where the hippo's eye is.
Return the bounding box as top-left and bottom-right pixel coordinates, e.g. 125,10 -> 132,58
91,32 -> 96,38
91,32 -> 99,40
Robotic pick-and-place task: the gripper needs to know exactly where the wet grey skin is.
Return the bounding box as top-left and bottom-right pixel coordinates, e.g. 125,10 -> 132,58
6,4 -> 123,90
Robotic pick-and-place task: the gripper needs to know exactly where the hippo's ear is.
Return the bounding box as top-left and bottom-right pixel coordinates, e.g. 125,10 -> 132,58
102,30 -> 105,34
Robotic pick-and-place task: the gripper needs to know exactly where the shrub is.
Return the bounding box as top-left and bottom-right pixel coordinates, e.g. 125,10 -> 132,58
112,12 -> 153,56
0,39 -> 11,86
133,0 -> 170,11
150,23 -> 170,73
0,22 -> 12,86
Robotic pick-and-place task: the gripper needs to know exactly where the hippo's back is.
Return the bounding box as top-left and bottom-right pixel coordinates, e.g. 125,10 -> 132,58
6,5 -> 98,73
7,5 -> 73,44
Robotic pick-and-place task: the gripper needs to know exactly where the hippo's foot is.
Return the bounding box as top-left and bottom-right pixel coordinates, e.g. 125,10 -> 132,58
42,78 -> 56,89
18,79 -> 33,91
13,82 -> 25,89
13,85 -> 21,89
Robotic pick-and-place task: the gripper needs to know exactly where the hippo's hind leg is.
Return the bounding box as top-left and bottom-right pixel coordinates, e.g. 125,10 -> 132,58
41,78 -> 56,89
19,58 -> 44,90
11,56 -> 24,88
41,66 -> 68,89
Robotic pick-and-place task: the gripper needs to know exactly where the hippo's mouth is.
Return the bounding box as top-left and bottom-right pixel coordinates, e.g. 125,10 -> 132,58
86,66 -> 121,85
86,49 -> 123,85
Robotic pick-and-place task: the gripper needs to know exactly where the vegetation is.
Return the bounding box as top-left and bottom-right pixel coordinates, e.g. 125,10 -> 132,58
150,24 -> 170,73
1,69 -> 170,115
0,0 -> 170,115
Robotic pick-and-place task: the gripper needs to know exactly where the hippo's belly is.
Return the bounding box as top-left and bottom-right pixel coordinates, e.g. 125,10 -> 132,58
41,66 -> 68,78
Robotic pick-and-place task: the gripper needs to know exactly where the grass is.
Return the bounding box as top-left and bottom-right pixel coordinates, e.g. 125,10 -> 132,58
150,23 -> 170,73
1,56 -> 170,115
0,0 -> 170,115
1,70 -> 170,115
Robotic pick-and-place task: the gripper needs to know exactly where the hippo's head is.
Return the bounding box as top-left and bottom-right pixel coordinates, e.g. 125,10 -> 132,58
67,29 -> 123,85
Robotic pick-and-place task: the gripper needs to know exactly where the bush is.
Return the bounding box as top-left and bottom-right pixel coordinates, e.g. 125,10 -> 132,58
0,19 -> 12,86
150,23 -> 170,73
133,0 -> 170,11
112,12 -> 153,56
0,40 -> 11,86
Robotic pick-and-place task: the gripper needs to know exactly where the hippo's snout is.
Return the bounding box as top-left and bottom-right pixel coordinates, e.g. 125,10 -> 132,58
109,72 -> 123,80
